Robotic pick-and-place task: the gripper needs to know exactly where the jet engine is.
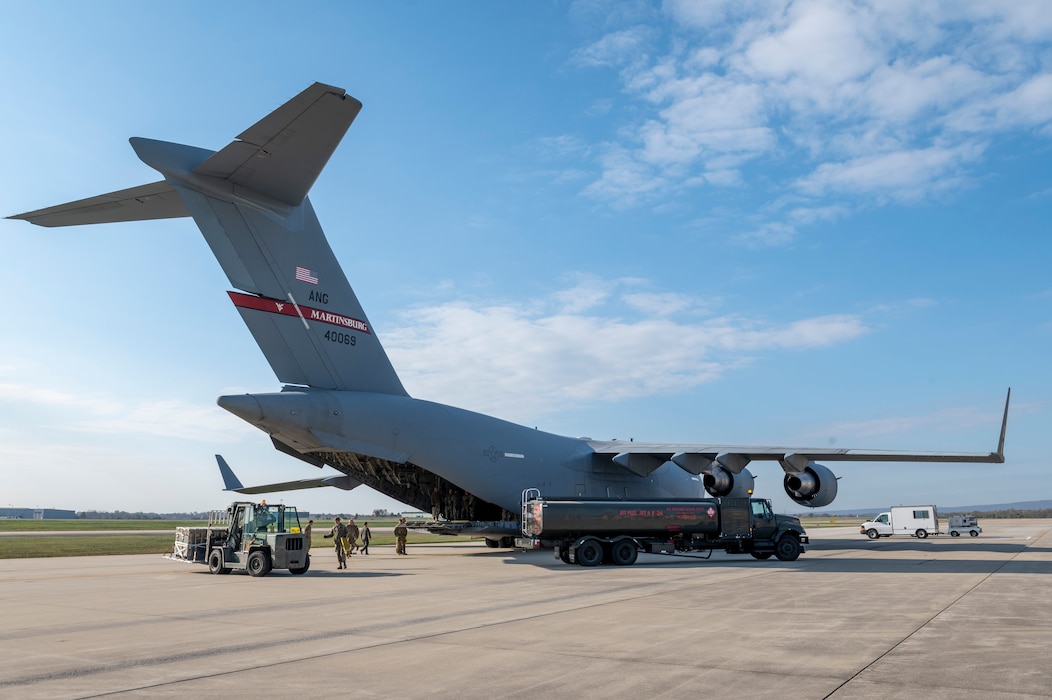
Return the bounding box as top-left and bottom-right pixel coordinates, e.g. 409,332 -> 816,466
703,466 -> 755,498
783,462 -> 838,508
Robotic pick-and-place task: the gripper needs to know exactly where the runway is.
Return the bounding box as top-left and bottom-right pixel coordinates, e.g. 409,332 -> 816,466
1,519 -> 1050,698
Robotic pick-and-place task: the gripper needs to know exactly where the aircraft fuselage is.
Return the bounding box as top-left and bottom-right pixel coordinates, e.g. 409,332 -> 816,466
218,389 -> 706,512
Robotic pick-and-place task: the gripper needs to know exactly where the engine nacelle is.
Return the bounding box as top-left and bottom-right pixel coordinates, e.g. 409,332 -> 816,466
783,462 -> 838,508
703,466 -> 755,498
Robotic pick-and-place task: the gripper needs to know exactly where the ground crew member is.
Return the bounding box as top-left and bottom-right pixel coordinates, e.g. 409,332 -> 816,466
347,519 -> 360,556
394,517 -> 408,555
304,519 -> 313,551
360,521 -> 371,555
323,517 -> 348,569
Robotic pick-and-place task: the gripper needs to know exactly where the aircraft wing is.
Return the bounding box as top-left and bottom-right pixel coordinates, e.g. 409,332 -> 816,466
589,389 -> 1010,477
216,454 -> 361,494
7,181 -> 189,227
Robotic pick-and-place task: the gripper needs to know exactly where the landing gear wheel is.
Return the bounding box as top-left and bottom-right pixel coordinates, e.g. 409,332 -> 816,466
774,535 -> 801,562
915,529 -> 928,539
866,529 -> 880,540
610,539 -> 638,566
247,550 -> 272,577
750,551 -> 773,560
951,530 -> 961,537
289,554 -> 311,575
208,549 -> 229,575
575,538 -> 603,567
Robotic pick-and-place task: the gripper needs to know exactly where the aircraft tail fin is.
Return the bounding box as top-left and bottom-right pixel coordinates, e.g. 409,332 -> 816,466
9,83 -> 407,396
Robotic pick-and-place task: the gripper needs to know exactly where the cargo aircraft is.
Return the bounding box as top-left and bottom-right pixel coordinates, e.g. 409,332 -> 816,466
10,83 -> 1009,543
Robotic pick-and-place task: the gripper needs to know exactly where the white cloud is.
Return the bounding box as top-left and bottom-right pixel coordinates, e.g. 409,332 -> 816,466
566,1 -> 1052,238
384,279 -> 867,421
569,26 -> 654,68
0,381 -> 246,443
795,143 -> 986,202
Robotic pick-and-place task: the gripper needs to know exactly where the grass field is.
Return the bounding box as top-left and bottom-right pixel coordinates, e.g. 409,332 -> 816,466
0,518 -> 472,559
0,519 -> 203,532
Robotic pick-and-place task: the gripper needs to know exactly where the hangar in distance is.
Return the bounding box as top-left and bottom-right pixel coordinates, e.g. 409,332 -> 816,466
10,83 -> 1010,540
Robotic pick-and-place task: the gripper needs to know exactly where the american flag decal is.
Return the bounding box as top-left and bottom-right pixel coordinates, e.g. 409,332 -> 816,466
295,266 -> 319,285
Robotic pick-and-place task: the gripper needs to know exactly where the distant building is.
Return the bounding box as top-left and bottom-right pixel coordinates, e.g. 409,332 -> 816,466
0,507 -> 77,520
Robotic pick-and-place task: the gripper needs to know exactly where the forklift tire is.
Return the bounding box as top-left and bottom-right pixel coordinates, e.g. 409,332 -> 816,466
208,550 -> 229,575
247,550 -> 272,577
774,535 -> 801,562
289,554 -> 310,575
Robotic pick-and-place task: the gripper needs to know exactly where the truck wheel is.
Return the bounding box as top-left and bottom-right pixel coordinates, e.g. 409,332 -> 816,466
208,550 -> 229,575
915,529 -> 928,539
558,547 -> 571,564
969,530 -> 979,537
289,554 -> 310,575
950,530 -> 960,537
575,538 -> 603,567
866,529 -> 880,540
484,539 -> 501,548
774,535 -> 801,562
750,552 -> 773,560
610,539 -> 638,566
247,550 -> 272,577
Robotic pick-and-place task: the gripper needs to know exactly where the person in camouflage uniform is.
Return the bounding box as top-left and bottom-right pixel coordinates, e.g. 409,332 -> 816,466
394,517 -> 408,555
323,516 -> 348,569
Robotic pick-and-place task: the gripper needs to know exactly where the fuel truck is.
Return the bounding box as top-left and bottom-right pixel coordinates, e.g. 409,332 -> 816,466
516,489 -> 808,566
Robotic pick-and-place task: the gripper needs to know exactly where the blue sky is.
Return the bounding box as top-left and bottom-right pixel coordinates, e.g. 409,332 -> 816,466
1,1 -> 1049,516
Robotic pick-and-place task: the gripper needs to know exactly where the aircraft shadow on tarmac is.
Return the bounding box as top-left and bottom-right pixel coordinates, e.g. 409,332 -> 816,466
488,546 -> 1052,575
808,537 -> 1052,555
188,569 -> 406,579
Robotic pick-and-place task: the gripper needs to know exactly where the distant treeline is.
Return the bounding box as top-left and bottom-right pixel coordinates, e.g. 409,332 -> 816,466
944,509 -> 1052,519
77,511 -> 205,520
808,509 -> 1052,520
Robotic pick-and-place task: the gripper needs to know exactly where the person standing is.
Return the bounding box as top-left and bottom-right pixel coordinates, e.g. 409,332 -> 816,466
360,521 -> 371,555
394,517 -> 408,555
323,516 -> 348,569
304,519 -> 313,551
347,519 -> 360,556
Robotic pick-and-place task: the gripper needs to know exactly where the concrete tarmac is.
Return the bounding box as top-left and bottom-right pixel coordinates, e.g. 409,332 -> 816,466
1,519 -> 1050,699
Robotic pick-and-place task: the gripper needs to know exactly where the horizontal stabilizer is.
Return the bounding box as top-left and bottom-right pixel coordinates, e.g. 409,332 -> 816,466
8,181 -> 189,228
216,454 -> 360,495
193,82 -> 362,206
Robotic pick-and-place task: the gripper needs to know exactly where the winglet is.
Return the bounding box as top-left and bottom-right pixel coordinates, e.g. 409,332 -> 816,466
216,455 -> 244,491
995,387 -> 1010,462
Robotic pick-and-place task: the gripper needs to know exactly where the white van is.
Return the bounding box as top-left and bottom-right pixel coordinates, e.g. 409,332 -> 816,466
861,506 -> 939,539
